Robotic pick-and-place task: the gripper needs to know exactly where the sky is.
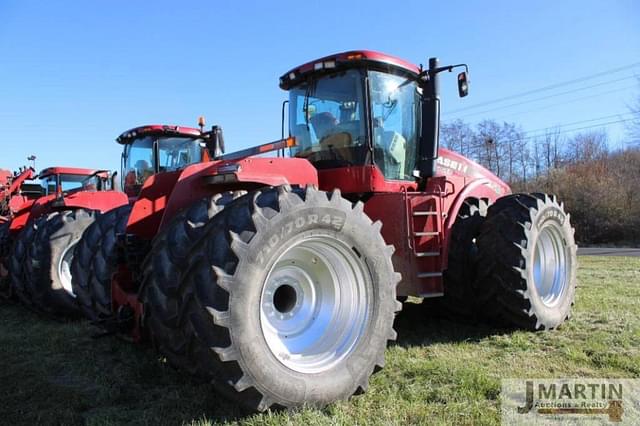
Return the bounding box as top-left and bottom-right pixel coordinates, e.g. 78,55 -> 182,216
1,0 -> 639,173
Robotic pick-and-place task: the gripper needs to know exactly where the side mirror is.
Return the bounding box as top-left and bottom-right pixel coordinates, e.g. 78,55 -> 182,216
457,71 -> 469,97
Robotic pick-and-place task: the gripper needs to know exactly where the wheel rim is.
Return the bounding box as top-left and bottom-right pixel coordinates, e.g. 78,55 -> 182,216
532,222 -> 569,307
260,236 -> 370,374
58,240 -> 79,298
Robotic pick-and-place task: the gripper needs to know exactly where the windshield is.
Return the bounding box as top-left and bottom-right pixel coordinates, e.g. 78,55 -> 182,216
40,174 -> 101,195
288,69 -> 367,168
122,135 -> 202,195
369,71 -> 419,181
40,176 -> 57,195
158,137 -> 202,172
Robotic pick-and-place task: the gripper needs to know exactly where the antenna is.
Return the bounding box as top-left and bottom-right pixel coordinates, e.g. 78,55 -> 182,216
27,155 -> 36,170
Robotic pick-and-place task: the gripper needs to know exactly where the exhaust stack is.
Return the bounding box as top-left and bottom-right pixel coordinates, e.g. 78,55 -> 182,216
417,57 -> 441,182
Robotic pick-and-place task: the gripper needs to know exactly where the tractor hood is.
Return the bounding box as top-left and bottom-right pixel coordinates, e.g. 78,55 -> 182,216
436,148 -> 511,197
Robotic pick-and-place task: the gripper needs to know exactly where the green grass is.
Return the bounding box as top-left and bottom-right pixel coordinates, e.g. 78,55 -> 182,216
1,256 -> 639,425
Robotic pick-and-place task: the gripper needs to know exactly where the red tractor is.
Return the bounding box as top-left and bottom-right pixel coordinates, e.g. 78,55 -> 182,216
3,166 -> 129,315
70,123 -> 217,322
74,51 -> 577,411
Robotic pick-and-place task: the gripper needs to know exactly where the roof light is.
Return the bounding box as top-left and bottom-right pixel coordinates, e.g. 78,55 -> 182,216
289,72 -> 296,80
347,53 -> 363,60
324,60 -> 336,69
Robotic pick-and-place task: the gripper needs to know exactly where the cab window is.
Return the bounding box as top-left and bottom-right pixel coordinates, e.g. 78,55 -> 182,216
289,69 -> 367,168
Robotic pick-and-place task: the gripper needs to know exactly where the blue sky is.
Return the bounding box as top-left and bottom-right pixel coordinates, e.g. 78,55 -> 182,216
1,0 -> 639,172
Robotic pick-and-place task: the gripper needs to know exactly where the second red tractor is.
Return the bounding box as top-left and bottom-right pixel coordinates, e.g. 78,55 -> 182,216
2,166 -> 128,314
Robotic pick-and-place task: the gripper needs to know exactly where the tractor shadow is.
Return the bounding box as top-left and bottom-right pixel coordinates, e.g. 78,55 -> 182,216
392,301 -> 516,347
1,298 -> 520,425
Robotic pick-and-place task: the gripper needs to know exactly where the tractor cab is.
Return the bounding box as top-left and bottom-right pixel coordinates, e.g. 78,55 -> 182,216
117,125 -> 205,196
38,167 -> 111,196
280,50 -> 469,191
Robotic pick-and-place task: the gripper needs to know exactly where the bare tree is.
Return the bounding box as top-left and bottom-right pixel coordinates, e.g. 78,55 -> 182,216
473,120 -> 526,182
565,131 -> 608,164
539,128 -> 564,171
441,119 -> 475,158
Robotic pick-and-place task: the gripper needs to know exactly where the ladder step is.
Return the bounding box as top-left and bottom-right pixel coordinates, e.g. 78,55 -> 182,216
421,292 -> 444,298
414,231 -> 439,237
417,272 -> 443,279
413,211 -> 438,216
415,251 -> 440,257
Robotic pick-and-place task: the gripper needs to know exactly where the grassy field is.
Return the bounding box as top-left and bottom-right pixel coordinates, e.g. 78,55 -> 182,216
1,256 -> 638,426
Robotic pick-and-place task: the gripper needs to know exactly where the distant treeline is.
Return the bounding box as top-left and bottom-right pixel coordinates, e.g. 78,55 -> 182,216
441,119 -> 640,245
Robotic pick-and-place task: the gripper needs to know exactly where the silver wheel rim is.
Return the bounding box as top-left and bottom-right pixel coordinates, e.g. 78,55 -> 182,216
532,222 -> 569,307
260,236 -> 370,374
58,240 -> 78,298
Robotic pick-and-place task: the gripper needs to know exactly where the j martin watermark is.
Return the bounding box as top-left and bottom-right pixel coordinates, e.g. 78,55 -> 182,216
501,379 -> 640,425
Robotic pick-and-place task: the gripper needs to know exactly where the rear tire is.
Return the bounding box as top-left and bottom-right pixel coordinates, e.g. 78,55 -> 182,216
9,219 -> 41,306
140,190 -> 246,367
71,205 -> 132,321
423,198 -> 488,318
25,209 -> 97,316
144,186 -> 401,411
474,193 -> 577,330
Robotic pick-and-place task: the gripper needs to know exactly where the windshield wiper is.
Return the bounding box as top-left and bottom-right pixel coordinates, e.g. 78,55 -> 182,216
303,79 -> 316,131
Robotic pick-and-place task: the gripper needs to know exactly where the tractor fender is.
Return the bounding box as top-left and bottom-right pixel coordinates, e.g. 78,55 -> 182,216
58,190 -> 129,214
127,158 -> 318,240
441,177 -> 511,270
8,197 -> 52,235
159,158 -> 318,234
10,191 -> 128,236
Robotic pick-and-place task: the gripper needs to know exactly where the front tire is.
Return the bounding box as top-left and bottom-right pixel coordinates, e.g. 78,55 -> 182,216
474,193 -> 577,329
144,186 -> 401,411
71,205 -> 132,321
25,209 -> 97,316
9,219 -> 41,306
140,190 -> 246,366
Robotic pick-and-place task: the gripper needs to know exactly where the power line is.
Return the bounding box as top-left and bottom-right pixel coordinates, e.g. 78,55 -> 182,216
448,85 -> 637,122
517,112 -> 634,136
444,61 -> 640,114
503,118 -> 635,144
446,80 -> 638,119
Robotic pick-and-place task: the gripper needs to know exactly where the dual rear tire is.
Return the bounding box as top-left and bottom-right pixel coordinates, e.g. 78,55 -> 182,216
437,192 -> 577,330
141,186 -> 401,411
23,209 -> 97,316
474,193 -> 577,329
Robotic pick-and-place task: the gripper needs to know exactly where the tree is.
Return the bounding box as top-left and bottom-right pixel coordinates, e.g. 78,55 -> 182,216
627,82 -> 640,147
565,131 -> 608,164
474,120 -> 526,182
440,119 -> 475,159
